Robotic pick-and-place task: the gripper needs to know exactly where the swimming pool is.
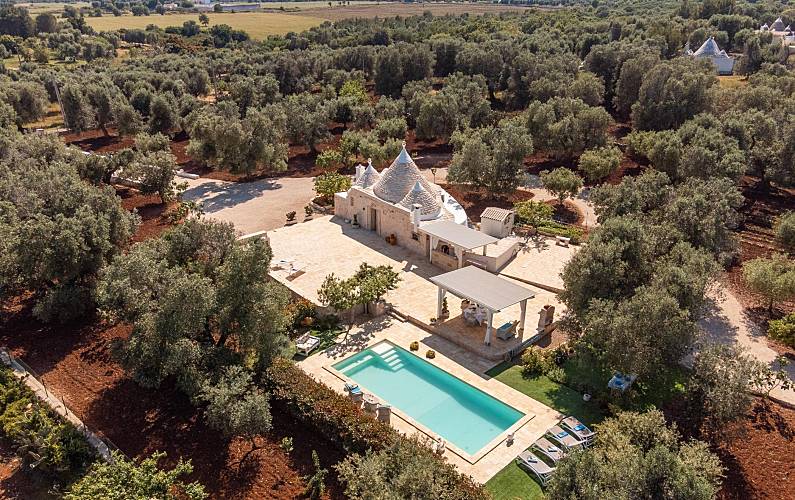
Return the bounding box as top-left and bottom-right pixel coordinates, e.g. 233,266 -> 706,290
333,342 -> 524,455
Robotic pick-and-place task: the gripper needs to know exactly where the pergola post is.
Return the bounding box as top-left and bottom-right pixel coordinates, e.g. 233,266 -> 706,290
519,299 -> 527,334
456,246 -> 464,268
484,309 -> 493,345
437,287 -> 446,319
482,245 -> 487,256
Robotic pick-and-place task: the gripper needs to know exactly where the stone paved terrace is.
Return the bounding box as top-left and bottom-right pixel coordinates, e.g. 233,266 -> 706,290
268,216 -> 567,359
297,318 -> 564,484
498,236 -> 579,292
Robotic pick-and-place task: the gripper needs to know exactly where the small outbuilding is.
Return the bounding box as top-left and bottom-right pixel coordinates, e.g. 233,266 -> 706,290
479,207 -> 515,238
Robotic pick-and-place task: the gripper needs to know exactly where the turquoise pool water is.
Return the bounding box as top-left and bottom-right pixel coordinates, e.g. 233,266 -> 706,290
333,342 -> 524,454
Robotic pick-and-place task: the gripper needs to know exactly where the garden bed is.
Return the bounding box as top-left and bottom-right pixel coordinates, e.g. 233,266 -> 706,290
0,295 -> 347,499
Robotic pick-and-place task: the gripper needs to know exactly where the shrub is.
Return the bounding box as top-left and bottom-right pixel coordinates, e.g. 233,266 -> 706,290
776,211 -> 795,248
578,146 -> 622,182
0,366 -> 94,477
314,172 -> 351,204
521,346 -> 553,376
265,358 -> 488,498
267,358 -> 396,453
769,313 -> 795,347
513,200 -> 554,228
625,130 -> 656,159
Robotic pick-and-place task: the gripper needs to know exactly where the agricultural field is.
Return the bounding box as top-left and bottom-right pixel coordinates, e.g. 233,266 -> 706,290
85,12 -> 327,37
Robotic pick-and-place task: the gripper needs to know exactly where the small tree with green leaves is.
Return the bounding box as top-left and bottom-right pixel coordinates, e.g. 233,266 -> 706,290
317,273 -> 358,330
513,200 -> 554,228
768,313 -> 795,347
541,167 -> 583,205
304,450 -> 328,499
775,211 -> 795,249
578,146 -> 622,183
198,13 -> 209,26
64,451 -> 207,500
685,343 -> 762,433
742,254 -> 795,313
313,172 -> 351,204
315,148 -> 343,171
199,365 -> 272,449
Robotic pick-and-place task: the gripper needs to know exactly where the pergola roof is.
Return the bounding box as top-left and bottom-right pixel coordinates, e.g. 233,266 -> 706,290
421,220 -> 498,250
430,266 -> 535,312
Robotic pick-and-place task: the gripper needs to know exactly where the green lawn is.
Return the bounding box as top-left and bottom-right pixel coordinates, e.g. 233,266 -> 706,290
485,361 -> 607,499
484,358 -> 688,499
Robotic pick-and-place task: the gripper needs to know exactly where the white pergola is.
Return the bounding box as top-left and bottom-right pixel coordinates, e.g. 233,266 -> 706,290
429,266 -> 536,345
420,220 -> 499,268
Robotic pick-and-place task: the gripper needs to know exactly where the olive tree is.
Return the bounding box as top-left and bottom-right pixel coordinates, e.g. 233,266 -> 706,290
447,118 -> 533,195
540,167 -> 583,205
578,146 -> 622,182
742,254 -> 795,313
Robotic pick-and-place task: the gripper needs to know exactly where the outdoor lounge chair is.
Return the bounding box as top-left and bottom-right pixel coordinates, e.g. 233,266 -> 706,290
516,450 -> 556,486
561,416 -> 595,446
295,333 -> 321,356
546,425 -> 584,451
532,436 -> 565,463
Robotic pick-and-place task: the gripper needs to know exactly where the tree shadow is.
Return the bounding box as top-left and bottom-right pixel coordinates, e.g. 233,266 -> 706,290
182,178 -> 283,213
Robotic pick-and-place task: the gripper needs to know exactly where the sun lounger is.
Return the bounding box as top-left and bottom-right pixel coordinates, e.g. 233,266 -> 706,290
546,425 -> 584,451
296,333 -> 321,356
532,436 -> 565,463
561,416 -> 595,446
516,450 -> 555,486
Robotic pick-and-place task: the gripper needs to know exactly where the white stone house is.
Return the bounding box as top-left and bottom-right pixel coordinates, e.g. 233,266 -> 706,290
760,17 -> 795,46
687,37 -> 735,75
334,145 -> 519,272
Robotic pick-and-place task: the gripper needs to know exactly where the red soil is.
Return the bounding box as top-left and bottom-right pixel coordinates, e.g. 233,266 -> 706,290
115,186 -> 176,243
0,438 -> 56,499
715,399 -> 795,500
0,296 -> 346,499
440,183 -> 535,222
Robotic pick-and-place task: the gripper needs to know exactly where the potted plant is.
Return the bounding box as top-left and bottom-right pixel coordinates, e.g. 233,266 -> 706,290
286,211 -> 297,224
304,205 -> 313,219
410,341 -> 419,351
426,350 -> 435,359
440,297 -> 449,319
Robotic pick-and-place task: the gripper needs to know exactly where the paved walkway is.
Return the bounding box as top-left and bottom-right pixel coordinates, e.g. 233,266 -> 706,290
698,286 -> 795,405
182,176 -> 317,235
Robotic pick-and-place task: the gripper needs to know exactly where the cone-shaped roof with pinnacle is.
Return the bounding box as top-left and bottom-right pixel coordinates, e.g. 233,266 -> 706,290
354,158 -> 381,189
398,180 -> 442,217
372,142 -> 437,204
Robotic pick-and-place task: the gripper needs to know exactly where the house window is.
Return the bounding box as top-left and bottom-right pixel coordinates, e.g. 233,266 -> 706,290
411,232 -> 419,241
441,244 -> 450,255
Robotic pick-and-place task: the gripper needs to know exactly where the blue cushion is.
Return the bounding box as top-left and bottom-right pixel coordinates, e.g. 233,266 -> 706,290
498,322 -> 513,330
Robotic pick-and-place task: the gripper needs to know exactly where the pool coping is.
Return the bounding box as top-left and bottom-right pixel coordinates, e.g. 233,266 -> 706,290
323,339 -> 535,465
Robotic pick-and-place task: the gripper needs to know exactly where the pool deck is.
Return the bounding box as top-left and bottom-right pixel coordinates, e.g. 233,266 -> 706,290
269,216 -> 567,361
297,317 -> 564,484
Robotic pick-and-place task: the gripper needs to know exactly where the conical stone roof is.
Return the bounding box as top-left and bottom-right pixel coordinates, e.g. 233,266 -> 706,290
372,143 -> 436,204
399,180 -> 441,218
694,37 -> 723,57
354,159 -> 381,189
772,17 -> 786,31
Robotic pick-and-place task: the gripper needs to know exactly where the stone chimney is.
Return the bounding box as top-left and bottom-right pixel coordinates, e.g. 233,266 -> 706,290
355,164 -> 363,182
412,203 -> 422,231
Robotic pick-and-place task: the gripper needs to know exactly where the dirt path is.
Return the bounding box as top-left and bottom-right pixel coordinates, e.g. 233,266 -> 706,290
698,285 -> 795,405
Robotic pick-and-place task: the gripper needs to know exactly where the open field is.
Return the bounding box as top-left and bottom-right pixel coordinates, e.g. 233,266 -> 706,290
292,1 -> 539,21
85,12 -> 326,38
84,2 -> 540,38
16,2 -> 90,14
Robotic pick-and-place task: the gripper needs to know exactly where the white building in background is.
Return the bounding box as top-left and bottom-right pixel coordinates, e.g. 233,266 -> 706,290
760,17 -> 795,46
687,36 -> 735,75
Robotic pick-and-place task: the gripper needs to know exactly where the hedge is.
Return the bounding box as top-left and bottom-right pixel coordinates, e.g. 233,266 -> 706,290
266,358 -> 489,498
0,365 -> 94,477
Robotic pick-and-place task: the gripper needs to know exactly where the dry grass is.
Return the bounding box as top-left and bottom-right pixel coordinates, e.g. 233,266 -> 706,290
718,75 -> 749,88
85,12 -> 327,38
